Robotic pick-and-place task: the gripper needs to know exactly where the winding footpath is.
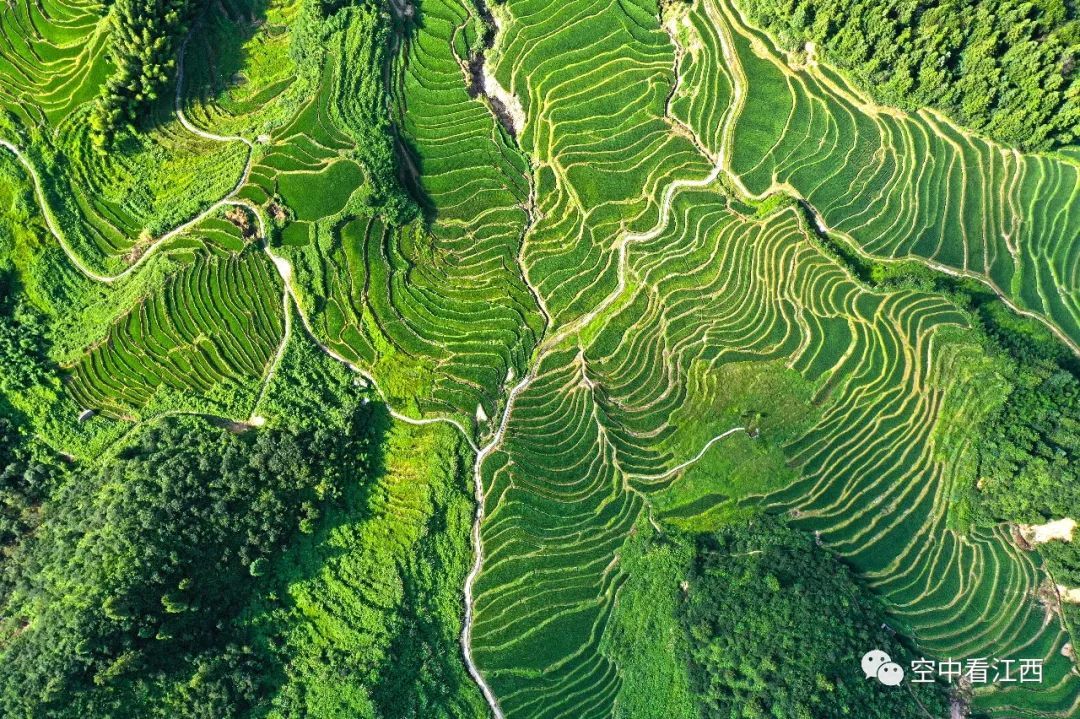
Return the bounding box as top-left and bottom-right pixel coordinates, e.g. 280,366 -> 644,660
0,39 -> 500,712
0,139 -> 120,282
628,425 -> 747,482
458,368 -> 535,719
0,45 -> 255,284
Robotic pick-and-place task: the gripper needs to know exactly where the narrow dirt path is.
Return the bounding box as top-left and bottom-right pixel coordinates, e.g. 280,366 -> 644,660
628,425 -> 747,482
458,367 -> 534,719
9,8 -> 1041,718
0,138 -> 118,282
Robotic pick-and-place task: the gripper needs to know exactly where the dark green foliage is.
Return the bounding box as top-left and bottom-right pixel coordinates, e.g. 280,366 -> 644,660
0,414 -> 66,571
971,353 -> 1080,523
0,269 -> 65,567
962,312 -> 1080,585
90,0 -> 204,145
1041,540 -> 1080,586
0,410 -> 372,717
680,516 -> 949,719
155,644 -> 269,718
332,5 -> 418,223
739,0 -> 1080,150
962,297 -> 1080,527
289,0 -> 419,223
0,269 -> 54,396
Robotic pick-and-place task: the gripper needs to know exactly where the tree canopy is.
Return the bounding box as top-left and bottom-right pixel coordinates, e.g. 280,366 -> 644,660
679,516 -> 949,719
90,0 -> 203,145
0,412 -> 372,717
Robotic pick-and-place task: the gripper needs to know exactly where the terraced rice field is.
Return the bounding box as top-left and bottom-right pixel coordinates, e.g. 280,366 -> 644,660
465,0 -> 1080,715
67,248 -> 285,419
0,0 -> 110,127
707,0 -> 1080,352
229,0 -> 545,422
2,0 -> 1078,715
0,0 -> 289,418
1,0 -> 250,275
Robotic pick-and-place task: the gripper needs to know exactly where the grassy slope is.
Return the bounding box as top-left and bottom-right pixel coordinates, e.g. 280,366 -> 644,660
244,417 -> 485,719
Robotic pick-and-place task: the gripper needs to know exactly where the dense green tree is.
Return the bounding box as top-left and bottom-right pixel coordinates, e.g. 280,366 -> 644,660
971,355 -> 1080,523
0,411 -> 372,717
0,269 -> 53,396
680,516 -> 949,719
331,4 -> 418,223
0,413 -> 65,569
90,0 -> 206,145
0,269 -> 64,576
289,0 -> 419,223
960,309 -> 1080,588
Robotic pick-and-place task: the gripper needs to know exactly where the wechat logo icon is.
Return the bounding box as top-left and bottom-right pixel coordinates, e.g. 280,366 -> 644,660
862,649 -> 905,686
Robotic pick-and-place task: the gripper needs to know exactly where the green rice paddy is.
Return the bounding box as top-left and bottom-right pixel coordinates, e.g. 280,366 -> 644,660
1,0 -> 1077,715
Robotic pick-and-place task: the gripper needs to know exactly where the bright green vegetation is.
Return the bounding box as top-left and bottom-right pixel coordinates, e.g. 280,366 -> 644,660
968,331 -> 1080,526
468,0 -> 1080,716
600,527 -> 697,719
708,0 -> 1080,354
0,270 -> 68,555
2,0 -> 1080,716
681,515 -> 949,718
737,0 -> 1080,151
251,418 -> 486,718
0,0 -> 111,129
66,248 -> 285,419
651,360 -> 823,530
0,268 -> 54,400
1,0 -> 246,274
0,334 -> 485,717
225,0 -> 542,422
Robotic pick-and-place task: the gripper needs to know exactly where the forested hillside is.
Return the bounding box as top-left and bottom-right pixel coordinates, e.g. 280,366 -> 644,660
0,407 -> 370,715
736,0 -> 1080,150
92,0 -> 205,144
680,517 -> 948,719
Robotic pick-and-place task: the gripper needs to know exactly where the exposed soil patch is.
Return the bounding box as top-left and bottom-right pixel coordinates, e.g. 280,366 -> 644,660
1011,524 -> 1034,551
225,205 -> 256,239
267,201 -> 287,223
1019,518 -> 1076,545
465,0 -> 525,138
467,55 -> 524,138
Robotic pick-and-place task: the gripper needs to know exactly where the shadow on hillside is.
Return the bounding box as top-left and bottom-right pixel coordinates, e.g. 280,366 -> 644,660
391,5 -> 439,226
